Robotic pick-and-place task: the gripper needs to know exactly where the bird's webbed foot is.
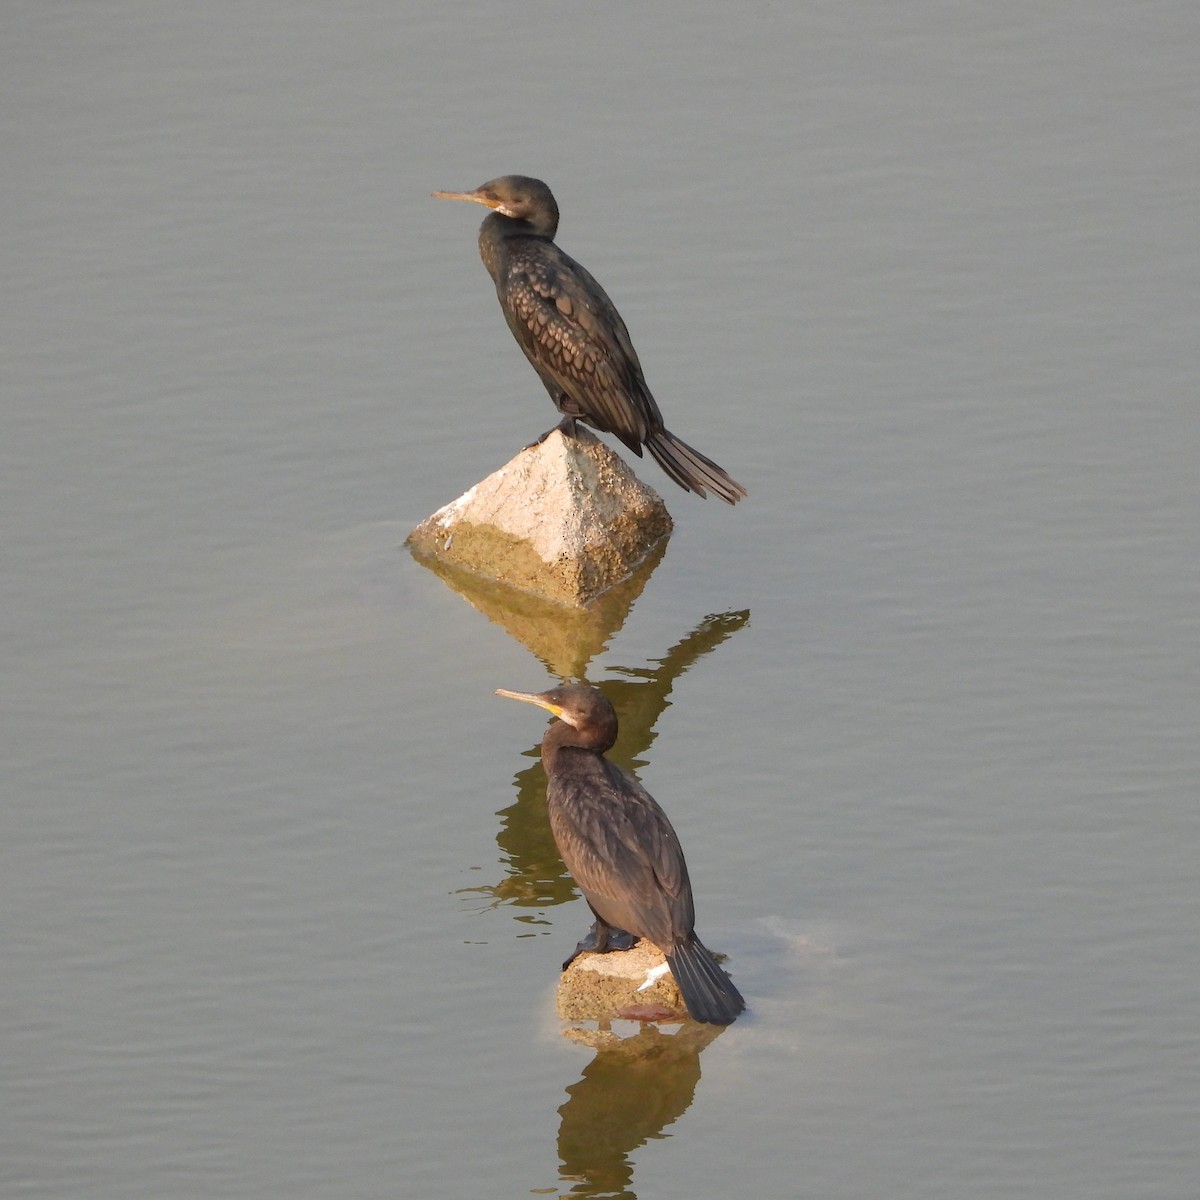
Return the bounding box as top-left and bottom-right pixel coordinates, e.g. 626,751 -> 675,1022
526,414 -> 578,450
562,921 -> 636,970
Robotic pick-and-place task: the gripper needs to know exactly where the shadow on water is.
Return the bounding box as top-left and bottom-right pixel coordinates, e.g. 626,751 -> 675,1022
464,609 -> 750,921
550,1022 -> 726,1199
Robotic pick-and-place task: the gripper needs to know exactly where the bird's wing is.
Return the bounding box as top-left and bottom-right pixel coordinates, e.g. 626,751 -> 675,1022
549,759 -> 694,942
503,241 -> 664,446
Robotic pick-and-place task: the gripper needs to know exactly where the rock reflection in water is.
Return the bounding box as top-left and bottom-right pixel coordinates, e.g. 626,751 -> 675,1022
555,1022 -> 725,1198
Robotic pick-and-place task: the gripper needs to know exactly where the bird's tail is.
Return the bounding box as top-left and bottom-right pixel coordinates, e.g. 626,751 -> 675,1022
666,936 -> 746,1025
645,429 -> 747,505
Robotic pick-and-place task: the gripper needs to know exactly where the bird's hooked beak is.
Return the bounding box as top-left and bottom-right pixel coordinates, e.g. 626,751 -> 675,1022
433,188 -> 509,214
495,688 -> 572,724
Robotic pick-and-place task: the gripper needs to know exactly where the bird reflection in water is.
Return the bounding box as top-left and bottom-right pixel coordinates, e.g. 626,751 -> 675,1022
463,610 -> 749,921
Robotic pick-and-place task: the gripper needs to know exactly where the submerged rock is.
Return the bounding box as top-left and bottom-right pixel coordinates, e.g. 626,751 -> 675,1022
406,428 -> 672,608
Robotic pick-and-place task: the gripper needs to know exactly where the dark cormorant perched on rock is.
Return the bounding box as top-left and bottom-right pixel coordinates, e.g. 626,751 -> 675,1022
495,683 -> 745,1024
434,175 -> 746,504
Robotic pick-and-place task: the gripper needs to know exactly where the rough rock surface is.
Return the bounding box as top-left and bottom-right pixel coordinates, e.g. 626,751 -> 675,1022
556,940 -> 689,1023
406,428 -> 672,607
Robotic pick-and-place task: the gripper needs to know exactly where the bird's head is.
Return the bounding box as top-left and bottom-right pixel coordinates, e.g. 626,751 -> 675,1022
495,683 -> 618,748
433,175 -> 559,236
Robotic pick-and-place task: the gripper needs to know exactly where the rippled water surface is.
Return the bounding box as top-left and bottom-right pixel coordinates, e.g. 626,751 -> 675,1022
5,3 -> 1198,1197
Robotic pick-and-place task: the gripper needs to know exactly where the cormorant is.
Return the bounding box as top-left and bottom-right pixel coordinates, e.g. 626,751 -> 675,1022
434,175 -> 747,504
495,683 -> 745,1024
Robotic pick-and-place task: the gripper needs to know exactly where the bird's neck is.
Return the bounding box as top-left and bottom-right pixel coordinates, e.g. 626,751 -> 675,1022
478,211 -> 555,258
478,212 -> 556,283
540,719 -> 614,775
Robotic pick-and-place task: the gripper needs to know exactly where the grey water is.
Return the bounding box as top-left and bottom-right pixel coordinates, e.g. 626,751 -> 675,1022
4,3 -> 1198,1197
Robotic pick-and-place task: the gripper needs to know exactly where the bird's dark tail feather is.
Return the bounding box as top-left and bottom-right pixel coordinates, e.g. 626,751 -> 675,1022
666,937 -> 745,1025
646,429 -> 747,505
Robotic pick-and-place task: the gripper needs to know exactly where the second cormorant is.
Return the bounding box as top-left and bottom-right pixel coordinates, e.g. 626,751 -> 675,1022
434,176 -> 747,504
495,682 -> 745,1024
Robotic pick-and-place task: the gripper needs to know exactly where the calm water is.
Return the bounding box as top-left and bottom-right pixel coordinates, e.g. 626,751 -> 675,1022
5,3 -> 1198,1197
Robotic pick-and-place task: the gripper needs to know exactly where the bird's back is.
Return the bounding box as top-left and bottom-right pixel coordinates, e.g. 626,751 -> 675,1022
486,230 -> 666,454
546,748 -> 695,948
